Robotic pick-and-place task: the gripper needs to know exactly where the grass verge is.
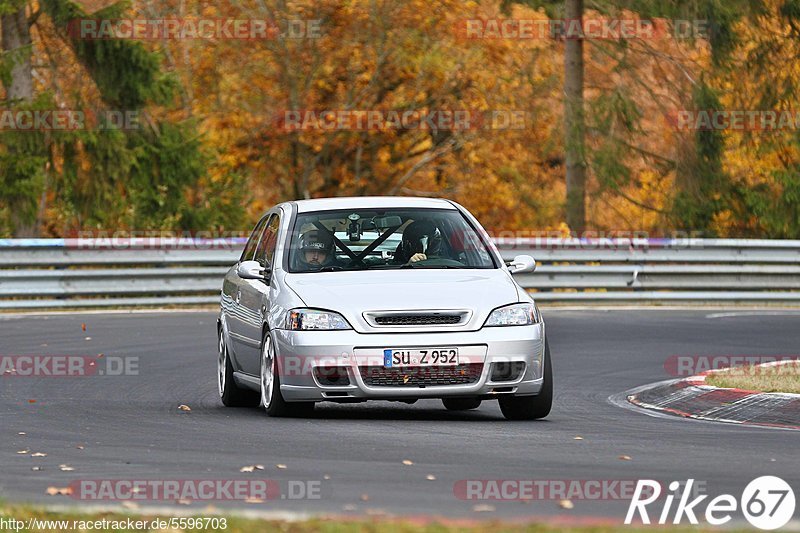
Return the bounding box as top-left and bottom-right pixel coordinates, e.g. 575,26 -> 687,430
0,503 -> 728,533
704,361 -> 800,394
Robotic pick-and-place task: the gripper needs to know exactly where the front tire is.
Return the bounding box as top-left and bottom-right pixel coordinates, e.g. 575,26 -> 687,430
260,332 -> 314,417
218,329 -> 259,407
442,398 -> 482,411
499,339 -> 553,420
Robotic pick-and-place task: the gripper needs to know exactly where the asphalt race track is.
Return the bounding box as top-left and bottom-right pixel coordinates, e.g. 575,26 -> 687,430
2,309 -> 799,523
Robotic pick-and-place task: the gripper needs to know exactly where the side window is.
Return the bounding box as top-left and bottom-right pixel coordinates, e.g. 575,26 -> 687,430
254,214 -> 281,268
240,217 -> 268,262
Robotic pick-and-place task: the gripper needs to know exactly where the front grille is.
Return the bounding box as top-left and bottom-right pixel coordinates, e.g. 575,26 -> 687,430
360,363 -> 483,387
373,314 -> 462,326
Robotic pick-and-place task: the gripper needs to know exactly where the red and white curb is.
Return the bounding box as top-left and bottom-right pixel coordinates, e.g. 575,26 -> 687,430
626,361 -> 800,430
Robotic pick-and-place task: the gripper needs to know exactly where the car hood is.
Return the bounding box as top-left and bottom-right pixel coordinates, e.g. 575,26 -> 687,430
284,269 -> 519,332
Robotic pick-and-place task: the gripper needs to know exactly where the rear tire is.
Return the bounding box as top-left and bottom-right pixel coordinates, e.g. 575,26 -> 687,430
261,332 -> 314,418
442,398 -> 482,411
499,339 -> 553,420
218,329 -> 259,407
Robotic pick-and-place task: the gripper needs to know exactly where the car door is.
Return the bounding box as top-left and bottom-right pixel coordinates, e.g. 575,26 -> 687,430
236,212 -> 281,376
224,215 -> 268,369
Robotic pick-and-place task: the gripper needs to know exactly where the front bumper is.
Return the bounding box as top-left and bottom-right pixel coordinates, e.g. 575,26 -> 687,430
272,324 -> 545,402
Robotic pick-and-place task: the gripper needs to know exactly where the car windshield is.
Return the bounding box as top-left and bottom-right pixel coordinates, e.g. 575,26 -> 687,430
287,208 -> 496,272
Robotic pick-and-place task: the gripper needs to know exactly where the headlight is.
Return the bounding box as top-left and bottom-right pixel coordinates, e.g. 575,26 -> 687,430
484,303 -> 540,327
287,308 -> 351,330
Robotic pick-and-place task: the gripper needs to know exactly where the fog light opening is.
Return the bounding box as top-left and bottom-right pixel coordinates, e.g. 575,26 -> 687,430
314,366 -> 351,386
490,361 -> 526,382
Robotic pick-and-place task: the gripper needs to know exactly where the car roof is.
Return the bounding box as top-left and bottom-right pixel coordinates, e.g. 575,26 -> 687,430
291,196 -> 457,214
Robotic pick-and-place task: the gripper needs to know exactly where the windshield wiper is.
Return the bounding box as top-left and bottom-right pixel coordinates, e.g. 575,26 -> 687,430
400,263 -> 467,269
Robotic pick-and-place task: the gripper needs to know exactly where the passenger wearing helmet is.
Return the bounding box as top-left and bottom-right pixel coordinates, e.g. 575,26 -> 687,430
298,229 -> 337,270
396,220 -> 444,264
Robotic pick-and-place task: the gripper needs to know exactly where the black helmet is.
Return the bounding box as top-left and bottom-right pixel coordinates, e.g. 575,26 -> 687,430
299,230 -> 334,257
402,220 -> 443,256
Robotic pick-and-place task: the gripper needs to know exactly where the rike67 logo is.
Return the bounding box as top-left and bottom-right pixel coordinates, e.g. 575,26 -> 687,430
626,476 -> 795,530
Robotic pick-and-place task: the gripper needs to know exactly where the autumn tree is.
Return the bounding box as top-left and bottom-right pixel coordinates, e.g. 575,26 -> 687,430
168,0 -> 562,230
0,0 -> 244,237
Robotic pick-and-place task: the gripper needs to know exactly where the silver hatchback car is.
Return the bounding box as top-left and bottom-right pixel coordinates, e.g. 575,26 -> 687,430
217,197 -> 551,420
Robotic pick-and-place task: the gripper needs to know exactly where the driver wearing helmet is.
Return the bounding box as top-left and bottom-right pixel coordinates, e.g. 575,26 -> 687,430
298,229 -> 337,270
398,220 -> 444,264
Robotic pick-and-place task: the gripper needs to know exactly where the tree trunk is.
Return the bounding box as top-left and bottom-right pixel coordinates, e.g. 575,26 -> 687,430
564,0 -> 586,235
2,4 -> 33,103
2,3 -> 37,237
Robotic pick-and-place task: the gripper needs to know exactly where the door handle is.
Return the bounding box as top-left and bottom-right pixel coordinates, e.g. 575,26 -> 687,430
235,289 -> 241,304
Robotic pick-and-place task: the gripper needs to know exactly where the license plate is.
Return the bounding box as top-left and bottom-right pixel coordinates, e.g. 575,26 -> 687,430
383,348 -> 459,368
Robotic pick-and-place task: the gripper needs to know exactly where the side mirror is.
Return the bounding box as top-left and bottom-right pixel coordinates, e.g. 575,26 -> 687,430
506,255 -> 536,275
237,260 -> 267,280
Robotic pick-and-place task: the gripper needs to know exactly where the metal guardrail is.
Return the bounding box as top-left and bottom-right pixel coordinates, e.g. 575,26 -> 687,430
0,238 -> 799,308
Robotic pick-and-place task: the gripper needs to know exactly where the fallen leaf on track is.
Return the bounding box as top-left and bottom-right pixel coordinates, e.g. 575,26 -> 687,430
244,498 -> 263,504
178,404 -> 191,412
176,499 -> 192,505
275,464 -> 287,469
618,455 -> 632,461
472,504 -> 495,512
17,449 -> 30,454
81,323 -> 87,332
573,436 -> 584,440
426,474 -> 436,480
46,487 -> 72,496
402,459 -> 413,466
59,465 -> 74,472
558,499 -> 575,509
31,452 -> 47,457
